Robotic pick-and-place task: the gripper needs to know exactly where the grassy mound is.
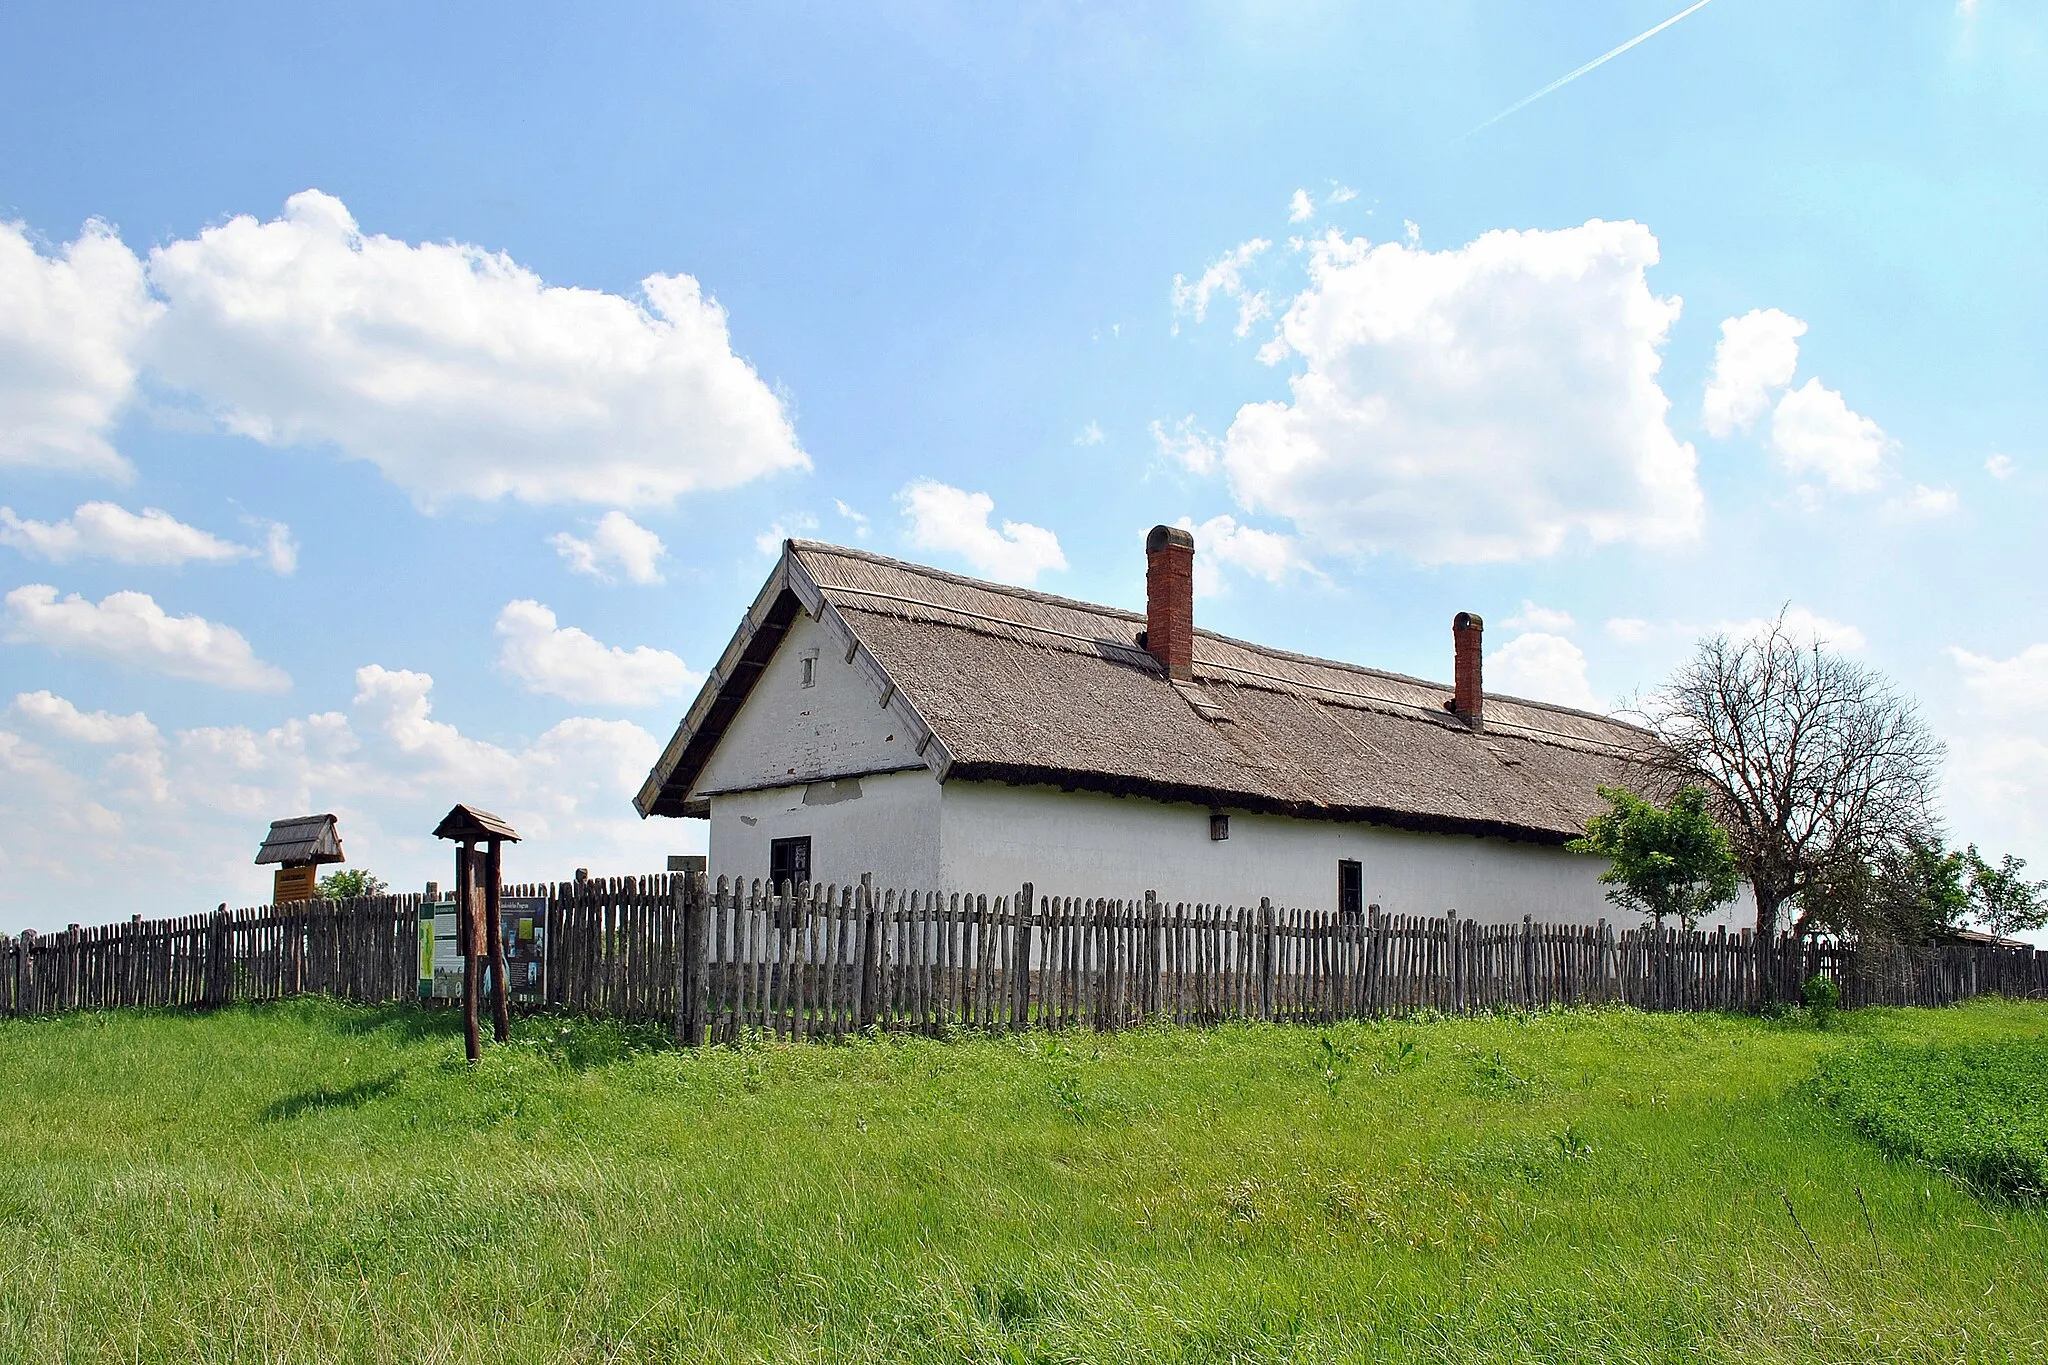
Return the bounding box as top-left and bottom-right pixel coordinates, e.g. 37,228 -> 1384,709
3,999 -> 2046,1362
1815,1035 -> 2048,1200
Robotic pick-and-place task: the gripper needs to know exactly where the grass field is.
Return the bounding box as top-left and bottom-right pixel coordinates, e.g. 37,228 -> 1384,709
3,999 -> 2045,1364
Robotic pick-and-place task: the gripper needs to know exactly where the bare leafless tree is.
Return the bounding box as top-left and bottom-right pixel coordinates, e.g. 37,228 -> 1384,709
1640,611 -> 1945,935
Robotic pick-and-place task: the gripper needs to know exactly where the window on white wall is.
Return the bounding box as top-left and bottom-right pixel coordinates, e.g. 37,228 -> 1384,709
799,650 -> 818,687
771,836 -> 812,889
1339,860 -> 1362,922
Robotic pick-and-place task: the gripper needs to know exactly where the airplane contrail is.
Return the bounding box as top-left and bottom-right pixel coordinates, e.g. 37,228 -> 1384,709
1466,0 -> 1718,138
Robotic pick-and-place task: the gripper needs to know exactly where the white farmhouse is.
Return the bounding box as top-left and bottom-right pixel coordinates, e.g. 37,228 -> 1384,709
637,527 -> 1713,926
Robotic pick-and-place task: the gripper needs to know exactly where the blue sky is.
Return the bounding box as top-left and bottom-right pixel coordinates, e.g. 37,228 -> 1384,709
4,1 -> 2045,931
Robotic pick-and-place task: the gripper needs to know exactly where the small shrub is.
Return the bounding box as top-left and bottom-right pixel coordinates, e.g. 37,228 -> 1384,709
1802,974 -> 1840,1029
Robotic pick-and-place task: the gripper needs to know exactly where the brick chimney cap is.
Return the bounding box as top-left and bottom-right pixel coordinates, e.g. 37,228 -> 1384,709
1146,524 -> 1195,554
1454,611 -> 1483,631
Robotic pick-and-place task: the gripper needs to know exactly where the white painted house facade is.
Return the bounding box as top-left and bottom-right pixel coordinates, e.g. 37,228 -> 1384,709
638,530 -> 1745,929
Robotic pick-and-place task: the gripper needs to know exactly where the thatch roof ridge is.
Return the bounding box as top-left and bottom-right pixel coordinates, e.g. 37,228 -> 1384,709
791,539 -> 1648,757
638,539 -> 1657,840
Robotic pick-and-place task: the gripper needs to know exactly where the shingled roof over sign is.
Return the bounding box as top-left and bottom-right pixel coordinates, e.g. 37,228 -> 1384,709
254,814 -> 345,867
636,540 -> 1658,844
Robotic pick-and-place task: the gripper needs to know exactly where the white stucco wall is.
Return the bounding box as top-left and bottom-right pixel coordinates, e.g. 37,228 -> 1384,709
704,773 -> 1749,930
692,612 -> 927,799
707,768 -> 943,893
936,781 -> 1661,925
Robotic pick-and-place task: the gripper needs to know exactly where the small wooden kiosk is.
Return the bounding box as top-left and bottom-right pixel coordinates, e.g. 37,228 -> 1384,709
431,804 -> 520,1064
254,814 -> 345,904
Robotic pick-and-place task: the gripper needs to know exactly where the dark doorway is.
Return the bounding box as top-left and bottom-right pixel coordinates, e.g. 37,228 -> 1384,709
770,836 -> 812,890
1338,859 -> 1362,923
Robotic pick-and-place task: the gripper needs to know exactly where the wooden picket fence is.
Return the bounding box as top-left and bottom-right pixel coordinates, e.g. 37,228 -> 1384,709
668,880 -> 2048,1042
5,872 -> 2045,1037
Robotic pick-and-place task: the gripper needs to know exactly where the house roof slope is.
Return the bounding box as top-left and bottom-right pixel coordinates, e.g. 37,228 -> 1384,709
637,540 -> 1658,843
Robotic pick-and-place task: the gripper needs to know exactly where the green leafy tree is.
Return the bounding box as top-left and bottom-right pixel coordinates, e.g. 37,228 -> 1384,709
317,868 -> 388,900
1963,846 -> 2048,941
1641,612 -> 1944,935
1799,836 -> 1968,945
1568,785 -> 1741,930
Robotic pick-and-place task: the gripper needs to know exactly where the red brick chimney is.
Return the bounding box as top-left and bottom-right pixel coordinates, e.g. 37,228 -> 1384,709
1451,612 -> 1484,729
1144,524 -> 1195,681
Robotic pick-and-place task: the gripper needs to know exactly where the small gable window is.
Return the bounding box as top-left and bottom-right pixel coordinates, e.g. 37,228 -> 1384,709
799,650 -> 818,688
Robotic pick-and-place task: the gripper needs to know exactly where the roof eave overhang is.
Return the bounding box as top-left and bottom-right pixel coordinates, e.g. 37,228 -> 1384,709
636,543 -> 956,819
940,760 -> 1581,847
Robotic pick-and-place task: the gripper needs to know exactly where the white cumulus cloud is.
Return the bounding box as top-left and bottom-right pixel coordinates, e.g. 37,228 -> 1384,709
12,689 -> 161,748
1986,453 -> 2015,480
897,479 -> 1066,585
1173,514 -> 1315,597
1769,378 -> 1890,493
3,585 -> 289,692
1288,189 -> 1315,224
1504,601 -> 1578,634
550,510 -> 666,585
494,599 -> 699,707
1487,632 -> 1601,712
0,673 -> 686,927
142,190 -> 808,508
0,218 -> 160,478
1701,308 -> 1806,437
1151,416 -> 1220,476
1218,220 -> 1702,564
1171,237 -> 1273,338
0,501 -> 266,567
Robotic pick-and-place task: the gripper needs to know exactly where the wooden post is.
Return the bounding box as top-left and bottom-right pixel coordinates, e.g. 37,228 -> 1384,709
678,872 -> 710,1046
484,839 -> 510,1044
1258,898 -> 1276,1021
205,906 -> 231,1008
1012,882 -> 1035,1029
457,842 -> 481,1064
857,873 -> 879,1030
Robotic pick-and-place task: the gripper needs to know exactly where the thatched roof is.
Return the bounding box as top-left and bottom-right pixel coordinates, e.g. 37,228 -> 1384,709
637,541 -> 1658,844
254,814 -> 344,866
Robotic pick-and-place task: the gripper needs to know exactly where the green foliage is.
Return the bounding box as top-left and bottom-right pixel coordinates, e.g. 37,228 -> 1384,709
1800,839 -> 2048,945
1801,974 -> 1840,1029
316,868 -> 388,900
1964,845 -> 2048,941
3,1000 -> 2047,1361
1567,785 -> 1740,928
1815,1038 -> 2048,1200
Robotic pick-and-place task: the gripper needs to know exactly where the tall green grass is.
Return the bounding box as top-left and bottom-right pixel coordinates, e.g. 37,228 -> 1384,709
2,999 -> 2045,1363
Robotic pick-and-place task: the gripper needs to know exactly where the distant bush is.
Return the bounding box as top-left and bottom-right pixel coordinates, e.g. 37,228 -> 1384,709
1801,974 -> 1840,1029
318,869 -> 389,900
1814,1039 -> 2048,1201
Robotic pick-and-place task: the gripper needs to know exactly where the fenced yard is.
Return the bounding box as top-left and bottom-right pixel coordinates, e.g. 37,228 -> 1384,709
6,873 -> 2044,1031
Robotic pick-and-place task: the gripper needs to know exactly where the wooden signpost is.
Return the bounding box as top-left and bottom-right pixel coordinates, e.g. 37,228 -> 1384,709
253,814 -> 345,904
431,804 -> 521,1063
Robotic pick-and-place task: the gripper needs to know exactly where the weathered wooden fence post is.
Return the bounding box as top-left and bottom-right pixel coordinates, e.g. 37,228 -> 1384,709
857,873 -> 880,1030
1258,898 -> 1276,1021
675,871 -> 711,1047
1011,882 -> 1034,1030
204,906 -> 231,1008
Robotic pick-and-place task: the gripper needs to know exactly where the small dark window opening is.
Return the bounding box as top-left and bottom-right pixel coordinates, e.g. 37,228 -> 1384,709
1338,859 -> 1363,924
799,652 -> 817,687
770,836 -> 812,891
1210,810 -> 1230,841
